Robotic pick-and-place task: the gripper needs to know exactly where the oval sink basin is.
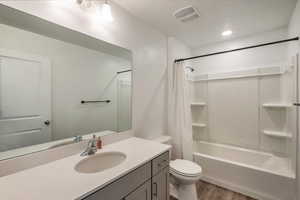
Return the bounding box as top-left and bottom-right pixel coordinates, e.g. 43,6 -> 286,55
75,151 -> 126,174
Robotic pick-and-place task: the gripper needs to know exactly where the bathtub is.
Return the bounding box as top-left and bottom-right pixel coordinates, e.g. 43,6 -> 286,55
193,141 -> 296,200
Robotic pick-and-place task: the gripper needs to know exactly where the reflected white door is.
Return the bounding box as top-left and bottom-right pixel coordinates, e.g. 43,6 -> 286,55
117,79 -> 131,132
0,49 -> 51,152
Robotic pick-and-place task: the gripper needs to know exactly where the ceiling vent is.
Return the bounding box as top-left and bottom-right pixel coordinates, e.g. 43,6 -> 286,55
173,6 -> 200,22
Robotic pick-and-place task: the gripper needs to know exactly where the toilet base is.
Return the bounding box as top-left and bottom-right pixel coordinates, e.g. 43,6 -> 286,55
169,183 -> 179,199
178,183 -> 197,200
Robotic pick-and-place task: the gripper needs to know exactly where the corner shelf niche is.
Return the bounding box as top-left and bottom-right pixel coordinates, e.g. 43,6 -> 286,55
192,123 -> 207,128
262,103 -> 292,108
191,102 -> 206,106
263,130 -> 292,139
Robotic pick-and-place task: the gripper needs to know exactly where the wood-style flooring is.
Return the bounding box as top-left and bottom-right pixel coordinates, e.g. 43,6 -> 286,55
170,180 -> 257,200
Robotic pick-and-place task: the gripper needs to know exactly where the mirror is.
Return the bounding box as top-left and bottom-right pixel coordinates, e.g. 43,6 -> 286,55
0,5 -> 132,160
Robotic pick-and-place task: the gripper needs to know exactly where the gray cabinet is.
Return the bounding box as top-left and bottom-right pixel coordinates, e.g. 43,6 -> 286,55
81,151 -> 169,200
152,167 -> 169,200
125,180 -> 151,200
81,163 -> 151,200
152,152 -> 169,176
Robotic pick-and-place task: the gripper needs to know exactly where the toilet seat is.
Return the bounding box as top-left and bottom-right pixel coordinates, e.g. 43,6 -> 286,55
170,159 -> 202,177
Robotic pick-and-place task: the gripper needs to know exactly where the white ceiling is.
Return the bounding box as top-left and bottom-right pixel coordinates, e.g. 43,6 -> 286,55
115,0 -> 298,48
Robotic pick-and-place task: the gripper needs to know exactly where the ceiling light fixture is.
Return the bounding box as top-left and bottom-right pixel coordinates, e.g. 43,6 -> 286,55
100,0 -> 113,22
77,0 -> 92,9
222,30 -> 233,36
77,0 -> 114,22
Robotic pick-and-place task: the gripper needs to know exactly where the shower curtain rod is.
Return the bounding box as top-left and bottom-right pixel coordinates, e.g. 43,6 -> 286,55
174,37 -> 299,63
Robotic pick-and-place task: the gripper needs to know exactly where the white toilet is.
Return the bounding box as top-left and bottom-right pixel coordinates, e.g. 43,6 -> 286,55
153,136 -> 202,200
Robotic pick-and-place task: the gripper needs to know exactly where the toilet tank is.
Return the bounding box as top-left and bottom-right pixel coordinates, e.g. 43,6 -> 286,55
153,136 -> 172,145
153,136 -> 172,159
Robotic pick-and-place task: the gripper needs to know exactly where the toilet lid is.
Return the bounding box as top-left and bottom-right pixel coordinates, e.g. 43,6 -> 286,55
170,159 -> 202,177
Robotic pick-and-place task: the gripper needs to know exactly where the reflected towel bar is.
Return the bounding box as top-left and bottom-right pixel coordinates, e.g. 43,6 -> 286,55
81,100 -> 111,104
117,69 -> 132,74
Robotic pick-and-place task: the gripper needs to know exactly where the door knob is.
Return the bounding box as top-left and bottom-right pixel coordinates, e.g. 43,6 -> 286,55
44,120 -> 51,126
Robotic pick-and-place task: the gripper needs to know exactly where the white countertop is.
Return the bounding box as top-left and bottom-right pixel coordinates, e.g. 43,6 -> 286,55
0,137 -> 171,200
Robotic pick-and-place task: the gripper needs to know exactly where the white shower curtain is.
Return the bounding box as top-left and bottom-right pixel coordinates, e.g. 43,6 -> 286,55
168,61 -> 193,160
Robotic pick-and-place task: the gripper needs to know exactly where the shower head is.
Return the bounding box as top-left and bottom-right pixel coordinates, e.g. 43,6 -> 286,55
186,66 -> 195,72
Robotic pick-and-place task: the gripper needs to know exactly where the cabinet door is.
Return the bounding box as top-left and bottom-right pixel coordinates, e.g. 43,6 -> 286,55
125,180 -> 151,200
152,167 -> 169,200
82,163 -> 151,200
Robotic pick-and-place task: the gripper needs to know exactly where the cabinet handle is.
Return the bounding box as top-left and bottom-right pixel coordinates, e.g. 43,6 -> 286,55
146,188 -> 148,200
153,182 -> 158,199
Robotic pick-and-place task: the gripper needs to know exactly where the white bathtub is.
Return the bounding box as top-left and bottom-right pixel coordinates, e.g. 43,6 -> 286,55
193,141 -> 296,200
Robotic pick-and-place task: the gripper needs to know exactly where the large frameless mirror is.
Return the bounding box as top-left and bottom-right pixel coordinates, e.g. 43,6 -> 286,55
0,5 -> 132,161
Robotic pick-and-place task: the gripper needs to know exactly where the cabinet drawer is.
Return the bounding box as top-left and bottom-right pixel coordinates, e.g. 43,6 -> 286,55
81,162 -> 151,200
152,151 -> 169,176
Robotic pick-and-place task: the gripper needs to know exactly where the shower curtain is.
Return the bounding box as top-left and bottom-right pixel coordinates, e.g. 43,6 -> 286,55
168,61 -> 193,160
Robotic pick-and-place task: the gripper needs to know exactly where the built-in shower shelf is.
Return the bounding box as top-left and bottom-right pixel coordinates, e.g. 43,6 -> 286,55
192,123 -> 207,128
262,103 -> 292,108
191,102 -> 206,106
263,130 -> 292,139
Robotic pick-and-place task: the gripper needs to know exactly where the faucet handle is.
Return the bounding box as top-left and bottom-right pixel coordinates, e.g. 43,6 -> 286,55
81,135 -> 97,156
88,135 -> 97,147
74,135 -> 83,142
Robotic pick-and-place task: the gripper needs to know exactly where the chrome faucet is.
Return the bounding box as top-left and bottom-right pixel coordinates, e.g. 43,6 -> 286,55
73,135 -> 83,143
81,135 -> 97,156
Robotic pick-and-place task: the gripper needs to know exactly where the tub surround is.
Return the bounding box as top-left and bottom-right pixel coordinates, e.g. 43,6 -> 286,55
189,60 -> 296,200
0,137 -> 171,200
193,141 -> 295,200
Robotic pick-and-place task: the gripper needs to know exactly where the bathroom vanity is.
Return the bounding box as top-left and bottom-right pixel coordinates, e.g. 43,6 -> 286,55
82,151 -> 169,200
0,138 -> 171,200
